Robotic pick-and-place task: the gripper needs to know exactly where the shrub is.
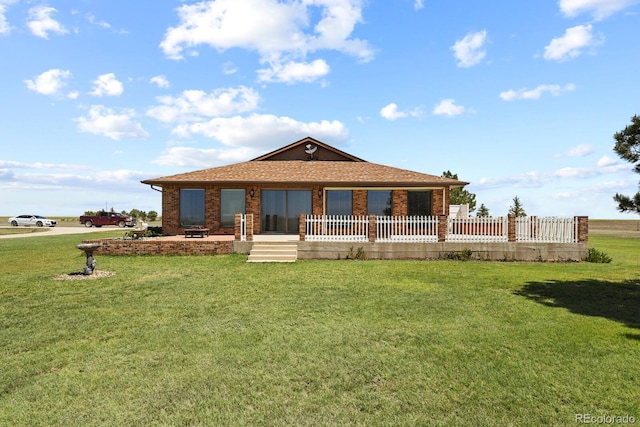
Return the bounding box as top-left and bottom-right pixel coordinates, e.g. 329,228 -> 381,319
441,249 -> 473,261
585,247 -> 612,263
346,246 -> 367,260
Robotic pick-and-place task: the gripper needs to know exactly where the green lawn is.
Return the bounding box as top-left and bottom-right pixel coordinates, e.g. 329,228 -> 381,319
1,232 -> 638,426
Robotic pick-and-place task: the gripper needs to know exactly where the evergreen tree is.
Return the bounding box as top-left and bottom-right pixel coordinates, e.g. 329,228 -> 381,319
476,203 -> 490,217
613,115 -> 640,214
508,196 -> 526,217
442,170 -> 476,212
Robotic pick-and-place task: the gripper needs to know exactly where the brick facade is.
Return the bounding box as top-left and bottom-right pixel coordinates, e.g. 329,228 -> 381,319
353,190 -> 367,216
161,184 -> 453,236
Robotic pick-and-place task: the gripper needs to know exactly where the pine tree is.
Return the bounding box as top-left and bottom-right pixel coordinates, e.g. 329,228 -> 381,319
476,203 -> 490,217
508,196 -> 526,217
613,115 -> 640,214
442,170 -> 476,212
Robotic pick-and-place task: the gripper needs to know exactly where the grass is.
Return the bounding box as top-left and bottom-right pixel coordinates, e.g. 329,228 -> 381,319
0,231 -> 639,426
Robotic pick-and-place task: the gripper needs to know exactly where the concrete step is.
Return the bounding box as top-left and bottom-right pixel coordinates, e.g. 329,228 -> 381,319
247,243 -> 298,263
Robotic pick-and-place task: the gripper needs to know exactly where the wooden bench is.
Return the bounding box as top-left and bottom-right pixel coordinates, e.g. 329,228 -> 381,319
184,228 -> 209,238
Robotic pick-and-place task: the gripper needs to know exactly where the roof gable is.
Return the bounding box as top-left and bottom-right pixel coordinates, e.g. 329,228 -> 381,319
141,137 -> 469,188
251,136 -> 364,162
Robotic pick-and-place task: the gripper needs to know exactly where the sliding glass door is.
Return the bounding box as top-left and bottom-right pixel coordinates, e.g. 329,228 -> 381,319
261,190 -> 311,233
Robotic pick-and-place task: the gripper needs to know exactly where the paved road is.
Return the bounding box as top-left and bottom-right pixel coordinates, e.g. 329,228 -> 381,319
0,226 -> 123,239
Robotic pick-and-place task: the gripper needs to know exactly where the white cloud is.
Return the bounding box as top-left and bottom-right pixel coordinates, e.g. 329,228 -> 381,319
414,0 -> 425,10
150,75 -> 170,88
27,6 -> 68,39
0,160 -> 89,170
146,86 -> 261,124
86,13 -> 111,30
432,99 -> 466,116
223,62 -> 237,75
380,103 -> 405,120
257,59 -> 330,84
75,105 -> 149,140
451,30 -> 487,68
170,113 -> 349,149
153,146 -> 258,168
543,24 -> 603,61
555,144 -> 595,157
380,103 -> 422,120
476,157 -> 631,189
160,0 -> 374,82
24,69 -> 72,96
153,114 -> 349,167
86,13 -> 128,34
0,4 -> 13,35
500,83 -> 576,101
91,73 -> 124,97
559,0 -> 637,21
597,155 -> 619,167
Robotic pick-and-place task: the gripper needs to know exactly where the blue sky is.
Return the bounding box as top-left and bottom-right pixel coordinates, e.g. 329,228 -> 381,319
1,0 -> 638,219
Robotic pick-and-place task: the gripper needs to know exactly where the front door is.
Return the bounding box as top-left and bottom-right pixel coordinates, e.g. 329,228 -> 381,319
261,190 -> 312,233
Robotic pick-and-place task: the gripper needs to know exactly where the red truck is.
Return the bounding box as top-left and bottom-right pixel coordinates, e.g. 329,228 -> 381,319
80,211 -> 135,228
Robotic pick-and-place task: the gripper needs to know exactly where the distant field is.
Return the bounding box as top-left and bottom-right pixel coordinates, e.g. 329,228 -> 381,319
589,219 -> 640,237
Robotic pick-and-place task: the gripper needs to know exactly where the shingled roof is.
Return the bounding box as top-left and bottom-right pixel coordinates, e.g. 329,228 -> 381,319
141,137 -> 468,188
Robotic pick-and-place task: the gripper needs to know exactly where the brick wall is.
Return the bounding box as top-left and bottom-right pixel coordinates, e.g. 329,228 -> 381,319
83,238 -> 234,256
353,190 -> 367,216
162,185 -> 180,235
312,186 -> 323,216
392,190 -> 407,216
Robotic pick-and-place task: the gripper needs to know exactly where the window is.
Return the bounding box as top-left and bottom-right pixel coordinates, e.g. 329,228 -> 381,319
326,190 -> 352,215
220,189 -> 245,227
367,190 -> 392,216
407,191 -> 432,216
180,189 -> 205,227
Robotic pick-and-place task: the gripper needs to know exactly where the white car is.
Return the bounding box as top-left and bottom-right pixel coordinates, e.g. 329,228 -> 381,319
8,215 -> 57,227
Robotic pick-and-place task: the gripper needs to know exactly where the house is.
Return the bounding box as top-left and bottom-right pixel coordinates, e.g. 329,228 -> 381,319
141,137 -> 469,236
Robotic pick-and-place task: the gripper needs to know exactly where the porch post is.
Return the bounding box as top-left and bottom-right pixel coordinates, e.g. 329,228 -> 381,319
577,216 -> 588,243
234,213 -> 241,241
368,215 -> 376,242
246,214 -> 254,241
438,215 -> 447,242
508,214 -> 516,242
299,214 -> 306,241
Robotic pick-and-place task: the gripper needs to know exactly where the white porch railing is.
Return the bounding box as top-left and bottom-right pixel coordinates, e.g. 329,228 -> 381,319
446,216 -> 508,242
376,216 -> 438,242
302,215 -> 584,244
516,216 -> 578,243
305,215 -> 369,242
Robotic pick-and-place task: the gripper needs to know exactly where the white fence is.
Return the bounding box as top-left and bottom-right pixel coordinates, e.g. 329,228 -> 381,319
303,215 -> 580,244
515,216 -> 578,243
305,215 -> 369,242
376,216 -> 438,242
446,216 -> 508,242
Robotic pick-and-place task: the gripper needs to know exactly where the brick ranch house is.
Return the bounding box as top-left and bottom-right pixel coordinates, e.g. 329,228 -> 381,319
141,136 -> 468,237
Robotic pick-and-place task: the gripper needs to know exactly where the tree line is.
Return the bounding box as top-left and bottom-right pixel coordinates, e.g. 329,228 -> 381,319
83,208 -> 159,221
